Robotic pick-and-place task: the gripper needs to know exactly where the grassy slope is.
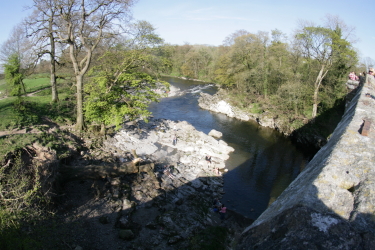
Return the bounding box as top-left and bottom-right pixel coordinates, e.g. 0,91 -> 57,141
0,75 -> 76,161
0,76 -> 74,130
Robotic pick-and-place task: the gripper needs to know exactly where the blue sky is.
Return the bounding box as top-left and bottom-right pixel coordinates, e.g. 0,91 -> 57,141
0,0 -> 373,62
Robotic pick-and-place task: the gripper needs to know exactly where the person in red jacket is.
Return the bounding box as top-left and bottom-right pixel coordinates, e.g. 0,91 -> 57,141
219,204 -> 227,222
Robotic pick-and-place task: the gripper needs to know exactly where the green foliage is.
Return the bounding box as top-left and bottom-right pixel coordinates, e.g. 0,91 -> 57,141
0,224 -> 41,250
0,152 -> 42,244
250,103 -> 263,114
0,79 -> 7,98
158,17 -> 358,129
3,53 -> 25,97
84,49 -> 169,130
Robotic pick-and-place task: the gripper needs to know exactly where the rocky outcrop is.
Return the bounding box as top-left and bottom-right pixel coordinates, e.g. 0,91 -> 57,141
236,84 -> 375,249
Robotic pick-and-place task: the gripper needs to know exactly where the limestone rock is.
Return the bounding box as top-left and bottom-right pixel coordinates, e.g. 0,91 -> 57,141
237,206 -> 363,250
208,129 -> 222,138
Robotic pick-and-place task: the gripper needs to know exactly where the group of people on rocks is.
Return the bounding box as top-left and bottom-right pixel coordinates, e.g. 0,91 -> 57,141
348,71 -> 360,81
213,198 -> 227,222
348,68 -> 375,86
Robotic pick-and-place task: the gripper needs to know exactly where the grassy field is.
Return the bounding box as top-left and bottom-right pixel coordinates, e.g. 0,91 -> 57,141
0,75 -> 75,131
23,77 -> 51,93
0,74 -> 52,98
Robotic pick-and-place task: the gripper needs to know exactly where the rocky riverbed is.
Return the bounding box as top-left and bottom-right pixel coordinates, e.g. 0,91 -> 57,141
38,118 -> 253,249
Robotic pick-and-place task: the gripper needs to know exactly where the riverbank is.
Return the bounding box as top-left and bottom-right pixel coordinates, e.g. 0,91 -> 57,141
197,87 -> 350,150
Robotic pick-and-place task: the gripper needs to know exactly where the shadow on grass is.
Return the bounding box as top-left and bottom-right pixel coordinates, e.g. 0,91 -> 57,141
0,97 -> 76,130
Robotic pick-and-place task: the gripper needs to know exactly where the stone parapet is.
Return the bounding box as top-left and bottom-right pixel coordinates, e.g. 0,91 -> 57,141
237,84 -> 375,249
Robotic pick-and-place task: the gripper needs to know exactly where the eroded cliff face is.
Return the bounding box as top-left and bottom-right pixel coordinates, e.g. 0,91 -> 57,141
236,84 -> 375,249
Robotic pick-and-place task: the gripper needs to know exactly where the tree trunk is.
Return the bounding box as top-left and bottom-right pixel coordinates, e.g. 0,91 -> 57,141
75,74 -> 85,131
49,16 -> 59,103
263,45 -> 268,98
100,123 -> 106,136
312,65 -> 329,118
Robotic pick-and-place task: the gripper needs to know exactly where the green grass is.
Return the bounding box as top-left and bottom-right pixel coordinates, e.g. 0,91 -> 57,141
0,76 -> 51,97
0,82 -> 75,131
0,134 -> 40,161
0,79 -> 6,98
23,77 -> 51,93
250,103 -> 263,114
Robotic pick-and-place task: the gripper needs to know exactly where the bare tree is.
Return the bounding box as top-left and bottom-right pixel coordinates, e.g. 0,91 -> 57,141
27,0 -> 61,102
38,0 -> 136,130
0,23 -> 35,74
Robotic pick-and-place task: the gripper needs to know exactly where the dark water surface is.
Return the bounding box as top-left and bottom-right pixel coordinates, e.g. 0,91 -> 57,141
148,77 -> 313,220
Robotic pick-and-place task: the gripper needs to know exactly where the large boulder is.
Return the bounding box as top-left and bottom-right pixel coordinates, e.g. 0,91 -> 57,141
208,129 -> 222,138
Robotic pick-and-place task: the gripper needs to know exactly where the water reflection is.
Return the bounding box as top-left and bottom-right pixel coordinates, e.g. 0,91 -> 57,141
149,77 -> 313,220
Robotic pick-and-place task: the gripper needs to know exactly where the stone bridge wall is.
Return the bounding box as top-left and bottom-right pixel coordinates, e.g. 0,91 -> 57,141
237,84 -> 375,249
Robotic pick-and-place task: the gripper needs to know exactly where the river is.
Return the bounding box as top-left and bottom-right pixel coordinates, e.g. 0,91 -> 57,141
148,76 -> 314,220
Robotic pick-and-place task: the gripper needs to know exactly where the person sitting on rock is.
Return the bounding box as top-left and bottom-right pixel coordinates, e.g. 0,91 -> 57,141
163,165 -> 175,179
205,155 -> 212,164
212,198 -> 221,213
214,167 -> 221,176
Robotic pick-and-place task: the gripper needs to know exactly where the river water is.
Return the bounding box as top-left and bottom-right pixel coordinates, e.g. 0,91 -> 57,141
148,76 -> 314,220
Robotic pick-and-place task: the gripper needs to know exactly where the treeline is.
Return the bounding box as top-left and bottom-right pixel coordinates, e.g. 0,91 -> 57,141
152,17 -> 362,130
0,0 -> 365,134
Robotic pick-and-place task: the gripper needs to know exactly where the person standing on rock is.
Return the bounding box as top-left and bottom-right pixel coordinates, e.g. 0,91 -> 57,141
219,204 -> 227,222
173,135 -> 177,145
365,68 -> 375,87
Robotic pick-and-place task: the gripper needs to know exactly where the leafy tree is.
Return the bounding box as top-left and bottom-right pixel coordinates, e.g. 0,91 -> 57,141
295,24 -> 357,118
84,21 -> 169,134
3,54 -> 26,113
4,54 -> 26,98
84,50 -> 169,134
